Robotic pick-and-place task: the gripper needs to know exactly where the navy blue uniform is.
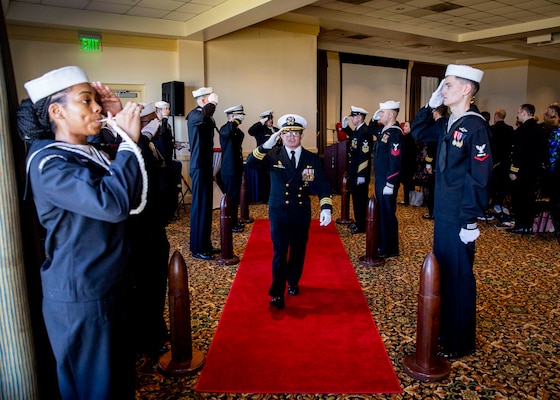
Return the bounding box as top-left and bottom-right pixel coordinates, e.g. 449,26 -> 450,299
344,123 -> 372,231
26,139 -> 143,400
509,118 -> 548,229
411,105 -> 492,357
247,121 -> 278,202
128,134 -> 172,356
246,145 -> 332,297
219,120 -> 245,226
187,102 -> 217,255
369,122 -> 404,255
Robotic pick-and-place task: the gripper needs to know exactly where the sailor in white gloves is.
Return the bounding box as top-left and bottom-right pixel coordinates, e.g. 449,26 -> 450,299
342,106 -> 372,234
368,100 -> 404,257
409,64 -> 492,360
246,114 -> 333,310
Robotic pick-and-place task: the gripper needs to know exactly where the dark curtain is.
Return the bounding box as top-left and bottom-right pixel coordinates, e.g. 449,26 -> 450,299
317,51 -> 328,155
408,63 -> 446,121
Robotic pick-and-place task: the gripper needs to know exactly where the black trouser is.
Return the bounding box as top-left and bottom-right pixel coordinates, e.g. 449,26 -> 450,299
434,219 -> 476,356
189,167 -> 214,253
511,176 -> 537,228
222,173 -> 242,226
268,219 -> 310,297
375,179 -> 399,255
350,180 -> 369,231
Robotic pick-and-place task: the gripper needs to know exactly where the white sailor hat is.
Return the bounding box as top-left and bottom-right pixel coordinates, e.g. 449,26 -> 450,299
24,66 -> 89,104
259,110 -> 273,119
224,105 -> 245,115
278,114 -> 307,130
192,87 -> 213,98
155,101 -> 170,109
139,102 -> 156,117
379,100 -> 400,110
445,64 -> 484,83
350,105 -> 368,116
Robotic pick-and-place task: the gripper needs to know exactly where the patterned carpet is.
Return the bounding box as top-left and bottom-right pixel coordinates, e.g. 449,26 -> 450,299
135,192 -> 560,400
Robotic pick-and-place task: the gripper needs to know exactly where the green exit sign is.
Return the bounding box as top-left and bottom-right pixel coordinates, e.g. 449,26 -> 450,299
79,33 -> 102,52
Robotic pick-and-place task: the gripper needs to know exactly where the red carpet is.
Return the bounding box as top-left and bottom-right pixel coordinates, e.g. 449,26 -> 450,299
195,219 -> 402,394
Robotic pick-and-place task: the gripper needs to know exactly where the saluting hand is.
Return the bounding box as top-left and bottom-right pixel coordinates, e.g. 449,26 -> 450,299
263,130 -> 281,149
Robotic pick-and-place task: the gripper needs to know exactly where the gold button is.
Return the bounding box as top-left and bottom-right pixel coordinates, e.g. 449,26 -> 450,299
285,200 -> 289,204
285,183 -> 289,187
285,192 -> 289,195
298,194 -> 301,197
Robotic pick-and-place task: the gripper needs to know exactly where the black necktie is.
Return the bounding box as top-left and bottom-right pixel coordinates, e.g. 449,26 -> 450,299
290,150 -> 296,168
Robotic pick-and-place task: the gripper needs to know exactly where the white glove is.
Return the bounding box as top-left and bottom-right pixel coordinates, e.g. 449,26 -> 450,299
208,92 -> 218,105
459,227 -> 480,244
373,109 -> 381,121
260,117 -> 268,124
426,163 -> 432,174
320,209 -> 332,226
262,130 -> 281,149
233,114 -> 244,123
383,183 -> 394,196
141,118 -> 160,138
428,80 -> 445,108
341,116 -> 349,129
357,177 -> 366,185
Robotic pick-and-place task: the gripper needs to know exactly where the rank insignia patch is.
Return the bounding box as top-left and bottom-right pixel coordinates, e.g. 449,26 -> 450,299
474,144 -> 490,161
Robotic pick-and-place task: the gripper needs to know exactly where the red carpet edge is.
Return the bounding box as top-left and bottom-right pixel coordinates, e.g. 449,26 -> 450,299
195,219 -> 402,394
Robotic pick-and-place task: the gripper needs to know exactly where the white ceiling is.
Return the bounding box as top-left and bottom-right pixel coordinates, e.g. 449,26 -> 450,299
5,0 -> 560,65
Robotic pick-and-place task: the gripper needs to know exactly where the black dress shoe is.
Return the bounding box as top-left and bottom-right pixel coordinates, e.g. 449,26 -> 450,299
379,252 -> 399,258
288,284 -> 299,296
507,226 -> 533,234
350,226 -> 365,234
192,252 -> 214,260
269,296 -> 285,309
437,348 -> 475,359
232,224 -> 245,233
348,223 -> 357,230
422,214 -> 434,220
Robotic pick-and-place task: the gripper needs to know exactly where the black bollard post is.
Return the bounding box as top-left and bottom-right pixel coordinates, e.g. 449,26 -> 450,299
336,172 -> 354,225
402,251 -> 450,382
239,170 -> 254,224
217,194 -> 240,266
158,250 -> 205,376
359,193 -> 384,267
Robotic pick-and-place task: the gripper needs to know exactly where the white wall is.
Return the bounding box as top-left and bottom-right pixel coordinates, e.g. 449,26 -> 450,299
475,63 -> 528,126
10,40 -> 178,106
341,63 -> 407,124
527,64 -> 560,120
205,26 -> 317,152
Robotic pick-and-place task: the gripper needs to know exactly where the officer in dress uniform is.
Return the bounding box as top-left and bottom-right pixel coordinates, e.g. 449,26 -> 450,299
187,87 -> 219,260
411,64 -> 492,359
248,110 -> 279,203
369,101 -> 404,257
219,104 -> 246,233
342,105 -> 372,234
246,114 -> 333,310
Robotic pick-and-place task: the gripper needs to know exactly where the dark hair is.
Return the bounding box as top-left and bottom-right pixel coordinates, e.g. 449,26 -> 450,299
549,104 -> 560,118
456,76 -> 480,96
17,89 -> 69,143
433,105 -> 448,118
520,103 -> 535,116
